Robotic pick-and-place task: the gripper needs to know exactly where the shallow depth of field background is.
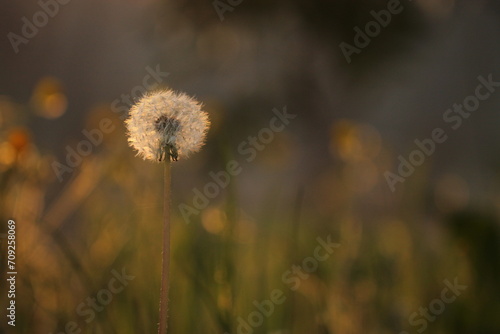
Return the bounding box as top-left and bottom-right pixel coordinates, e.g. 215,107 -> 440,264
1,0 -> 500,333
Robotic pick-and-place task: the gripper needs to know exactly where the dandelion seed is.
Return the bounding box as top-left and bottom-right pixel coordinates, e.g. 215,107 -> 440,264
124,88 -> 210,334
125,89 -> 210,162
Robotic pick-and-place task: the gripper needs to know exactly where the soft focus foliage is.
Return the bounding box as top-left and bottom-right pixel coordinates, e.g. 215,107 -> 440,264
1,1 -> 500,333
1,102 -> 499,333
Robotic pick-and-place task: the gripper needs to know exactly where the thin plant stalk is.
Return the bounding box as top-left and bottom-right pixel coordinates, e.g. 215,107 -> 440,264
159,158 -> 171,334
125,90 -> 209,333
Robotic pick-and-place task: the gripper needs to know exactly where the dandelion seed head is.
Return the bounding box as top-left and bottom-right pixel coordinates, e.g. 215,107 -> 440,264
125,89 -> 210,162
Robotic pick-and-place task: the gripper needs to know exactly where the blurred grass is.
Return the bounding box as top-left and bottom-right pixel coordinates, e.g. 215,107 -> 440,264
0,99 -> 499,334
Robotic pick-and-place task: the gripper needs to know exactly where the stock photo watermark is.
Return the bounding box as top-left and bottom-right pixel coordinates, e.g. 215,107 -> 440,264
5,220 -> 17,327
48,268 -> 135,334
339,0 -> 407,63
178,105 -> 296,223
399,277 -> 467,334
385,73 -> 500,192
51,65 -> 169,182
212,0 -> 244,21
226,235 -> 340,334
7,0 -> 73,54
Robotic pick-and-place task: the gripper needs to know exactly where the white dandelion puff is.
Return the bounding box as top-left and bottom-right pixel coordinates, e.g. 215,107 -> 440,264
125,89 -> 210,162
125,89 -> 210,334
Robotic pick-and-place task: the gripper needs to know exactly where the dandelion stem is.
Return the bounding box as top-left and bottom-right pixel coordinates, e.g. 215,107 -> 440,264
159,157 -> 171,334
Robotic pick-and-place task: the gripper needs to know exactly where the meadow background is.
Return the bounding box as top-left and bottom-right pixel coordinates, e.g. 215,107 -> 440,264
1,0 -> 500,333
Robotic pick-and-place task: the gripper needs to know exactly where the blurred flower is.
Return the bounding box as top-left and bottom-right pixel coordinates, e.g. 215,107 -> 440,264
8,127 -> 30,153
31,77 -> 67,119
0,127 -> 31,169
201,207 -> 227,235
330,120 -> 381,162
125,90 -> 210,162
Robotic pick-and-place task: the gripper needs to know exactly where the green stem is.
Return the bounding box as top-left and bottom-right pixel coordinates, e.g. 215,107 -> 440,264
158,158 -> 171,334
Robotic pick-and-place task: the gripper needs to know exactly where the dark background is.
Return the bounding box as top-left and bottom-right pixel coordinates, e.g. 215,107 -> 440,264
1,0 -> 499,333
